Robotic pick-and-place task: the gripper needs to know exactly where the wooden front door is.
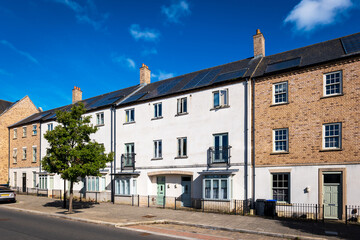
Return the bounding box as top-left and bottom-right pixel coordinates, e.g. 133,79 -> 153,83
157,176 -> 165,205
181,177 -> 191,207
323,173 -> 342,219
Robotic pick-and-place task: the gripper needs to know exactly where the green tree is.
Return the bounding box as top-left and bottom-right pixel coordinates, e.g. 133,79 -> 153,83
42,103 -> 113,213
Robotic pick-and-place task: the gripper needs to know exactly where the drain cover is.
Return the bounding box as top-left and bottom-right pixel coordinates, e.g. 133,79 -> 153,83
142,214 -> 156,218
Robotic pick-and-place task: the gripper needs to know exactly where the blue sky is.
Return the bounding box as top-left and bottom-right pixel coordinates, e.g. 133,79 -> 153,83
0,0 -> 359,110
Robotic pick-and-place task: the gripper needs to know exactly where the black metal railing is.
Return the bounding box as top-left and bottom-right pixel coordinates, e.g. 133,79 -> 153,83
276,203 -> 319,220
121,153 -> 136,171
207,146 -> 231,168
346,205 -> 360,224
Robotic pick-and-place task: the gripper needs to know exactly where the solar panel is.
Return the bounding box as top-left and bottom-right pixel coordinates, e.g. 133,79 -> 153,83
31,112 -> 52,121
341,33 -> 360,54
265,58 -> 301,73
195,68 -> 222,88
120,92 -> 147,104
181,71 -> 210,90
157,77 -> 183,95
87,91 -> 125,109
213,68 -> 248,84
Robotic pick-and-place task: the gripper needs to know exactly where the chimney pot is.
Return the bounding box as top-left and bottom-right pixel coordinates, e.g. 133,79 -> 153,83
253,29 -> 265,58
72,86 -> 82,103
140,63 -> 151,85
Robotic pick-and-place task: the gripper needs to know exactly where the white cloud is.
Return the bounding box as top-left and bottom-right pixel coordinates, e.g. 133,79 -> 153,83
129,24 -> 160,42
112,54 -> 136,70
151,71 -> 175,81
285,0 -> 353,31
161,0 -> 190,23
52,0 -> 108,31
0,40 -> 39,64
142,48 -> 158,56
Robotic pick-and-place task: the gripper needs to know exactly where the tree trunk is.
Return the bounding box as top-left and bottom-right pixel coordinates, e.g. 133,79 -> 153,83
69,180 -> 74,213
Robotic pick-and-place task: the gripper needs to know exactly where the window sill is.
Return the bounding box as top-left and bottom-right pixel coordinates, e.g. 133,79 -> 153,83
210,105 -> 230,111
22,159 -> 27,161
320,93 -> 344,99
203,199 -> 230,202
22,136 -> 27,138
270,102 -> 289,107
175,112 -> 188,117
32,134 -> 37,136
123,121 -> 136,125
151,116 -> 163,121
270,151 -> 289,155
96,124 -> 105,127
32,161 -> 37,163
319,148 -> 342,152
13,138 -> 17,140
151,157 -> 163,161
13,162 -> 17,164
175,156 -> 188,159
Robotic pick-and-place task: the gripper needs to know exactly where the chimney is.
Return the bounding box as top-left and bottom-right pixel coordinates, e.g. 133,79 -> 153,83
253,29 -> 265,58
72,86 -> 82,103
140,63 -> 151,85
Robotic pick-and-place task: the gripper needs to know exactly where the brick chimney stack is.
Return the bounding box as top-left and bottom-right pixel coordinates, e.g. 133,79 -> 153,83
72,86 -> 82,103
140,63 -> 151,85
253,29 -> 265,58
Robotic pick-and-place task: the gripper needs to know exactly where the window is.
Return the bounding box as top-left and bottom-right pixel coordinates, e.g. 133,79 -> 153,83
13,149 -> 17,163
96,112 -> 104,125
22,147 -> 27,160
324,71 -> 342,96
177,137 -> 187,157
39,175 -> 47,190
125,109 -> 135,123
32,125 -> 37,135
213,89 -> 228,108
273,82 -> 288,104
154,140 -> 162,159
47,123 -> 53,131
23,127 -> 27,137
272,173 -> 290,202
323,123 -> 341,149
154,103 -> 162,118
273,128 -> 288,152
203,175 -> 230,200
14,172 -> 17,187
115,177 -> 137,195
177,97 -> 187,114
86,176 -> 105,192
13,129 -> 17,139
124,143 -> 135,167
33,172 -> 36,188
32,147 -> 37,163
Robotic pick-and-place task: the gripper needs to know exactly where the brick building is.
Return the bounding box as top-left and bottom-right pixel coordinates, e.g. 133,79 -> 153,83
252,32 -> 360,219
0,96 -> 39,184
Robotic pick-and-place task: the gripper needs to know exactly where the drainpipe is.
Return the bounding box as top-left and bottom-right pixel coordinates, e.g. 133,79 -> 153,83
8,128 -> 10,186
110,106 -> 114,203
114,106 -> 117,192
251,77 -> 256,208
244,78 -> 249,201
39,120 -> 42,176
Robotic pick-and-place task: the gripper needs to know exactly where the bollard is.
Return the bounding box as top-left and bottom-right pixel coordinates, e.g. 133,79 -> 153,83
163,196 -> 165,209
148,195 -> 150,207
138,195 -> 140,207
175,197 -> 177,210
345,205 -> 348,225
132,195 -> 134,206
234,200 -> 237,215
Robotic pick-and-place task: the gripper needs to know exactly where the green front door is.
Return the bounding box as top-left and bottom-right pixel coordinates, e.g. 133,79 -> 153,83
157,176 -> 165,205
323,173 -> 341,219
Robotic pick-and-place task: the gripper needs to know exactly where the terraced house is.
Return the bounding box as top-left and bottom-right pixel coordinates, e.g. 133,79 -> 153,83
0,96 -> 38,185
7,31 -> 360,220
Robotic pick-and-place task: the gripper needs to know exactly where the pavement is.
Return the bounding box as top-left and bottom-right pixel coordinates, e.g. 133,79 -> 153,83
1,195 -> 360,240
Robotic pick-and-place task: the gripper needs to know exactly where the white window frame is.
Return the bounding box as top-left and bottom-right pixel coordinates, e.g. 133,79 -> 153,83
96,112 -> 104,126
23,126 -> 27,137
177,97 -> 187,114
47,123 -> 53,131
177,137 -> 187,157
33,171 -> 37,188
32,146 -> 37,163
86,176 -> 106,192
22,147 -> 27,160
115,177 -> 137,195
272,172 -> 290,203
39,175 -> 47,190
154,140 -> 162,159
13,148 -> 17,163
154,102 -> 162,118
272,82 -> 288,104
323,71 -> 342,97
13,128 -> 17,139
32,124 -> 37,135
213,89 -> 228,108
323,123 -> 342,149
14,172 -> 17,187
273,128 -> 289,152
203,175 -> 230,200
125,109 -> 135,123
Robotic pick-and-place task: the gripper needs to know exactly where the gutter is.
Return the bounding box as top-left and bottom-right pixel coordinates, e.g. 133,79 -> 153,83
110,106 -> 114,203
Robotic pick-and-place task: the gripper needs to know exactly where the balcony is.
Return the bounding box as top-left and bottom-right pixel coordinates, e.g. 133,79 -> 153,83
207,146 -> 231,168
121,153 -> 136,171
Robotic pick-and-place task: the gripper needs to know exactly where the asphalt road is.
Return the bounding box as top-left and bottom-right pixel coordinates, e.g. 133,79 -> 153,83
0,207 -> 176,240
